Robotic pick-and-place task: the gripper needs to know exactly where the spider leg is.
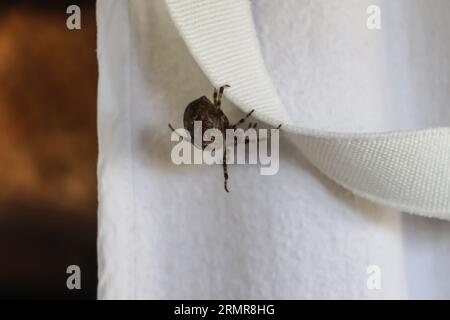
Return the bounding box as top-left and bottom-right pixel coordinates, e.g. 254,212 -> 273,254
231,109 -> 255,129
213,88 -> 218,105
240,123 -> 258,144
266,124 -> 282,140
232,123 -> 279,145
261,124 -> 282,144
216,84 -> 230,108
243,137 -> 255,145
168,123 -> 177,132
168,123 -> 192,144
223,147 -> 229,192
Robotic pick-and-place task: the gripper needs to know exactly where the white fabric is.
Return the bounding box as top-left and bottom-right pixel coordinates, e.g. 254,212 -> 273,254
97,0 -> 450,299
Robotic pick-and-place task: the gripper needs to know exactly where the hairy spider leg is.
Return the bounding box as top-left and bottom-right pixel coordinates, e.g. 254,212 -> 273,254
231,109 -> 255,129
168,123 -> 192,144
213,88 -> 218,105
216,84 -> 230,108
232,123 -> 282,146
241,122 -> 258,144
223,146 -> 229,192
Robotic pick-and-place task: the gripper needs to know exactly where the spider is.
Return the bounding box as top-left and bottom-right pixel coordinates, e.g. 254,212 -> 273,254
169,85 -> 280,192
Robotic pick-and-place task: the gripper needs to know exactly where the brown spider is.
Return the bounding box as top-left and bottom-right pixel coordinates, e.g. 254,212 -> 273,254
169,85 -> 280,192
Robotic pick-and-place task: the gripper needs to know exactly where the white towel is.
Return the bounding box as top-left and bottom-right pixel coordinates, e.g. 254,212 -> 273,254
97,0 -> 450,299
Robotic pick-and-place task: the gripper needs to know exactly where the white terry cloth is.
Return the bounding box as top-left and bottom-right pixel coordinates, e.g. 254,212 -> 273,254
97,0 -> 450,299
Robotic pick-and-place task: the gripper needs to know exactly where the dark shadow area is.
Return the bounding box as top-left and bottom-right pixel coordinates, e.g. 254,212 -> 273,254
0,201 -> 97,300
0,0 -> 95,12
0,0 -> 98,299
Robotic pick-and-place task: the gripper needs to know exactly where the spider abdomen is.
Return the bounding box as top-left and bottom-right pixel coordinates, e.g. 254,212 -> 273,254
183,96 -> 229,149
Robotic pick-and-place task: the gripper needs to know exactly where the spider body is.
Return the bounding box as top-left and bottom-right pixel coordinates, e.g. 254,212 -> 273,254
169,85 -> 258,192
183,95 -> 229,150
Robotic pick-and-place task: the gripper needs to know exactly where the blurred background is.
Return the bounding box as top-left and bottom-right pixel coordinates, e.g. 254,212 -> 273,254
0,0 -> 97,299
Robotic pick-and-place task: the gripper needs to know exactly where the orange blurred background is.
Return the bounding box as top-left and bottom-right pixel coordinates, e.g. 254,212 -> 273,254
0,0 -> 97,299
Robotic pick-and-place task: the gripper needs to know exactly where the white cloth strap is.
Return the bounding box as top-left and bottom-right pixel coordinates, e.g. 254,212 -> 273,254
165,0 -> 450,219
